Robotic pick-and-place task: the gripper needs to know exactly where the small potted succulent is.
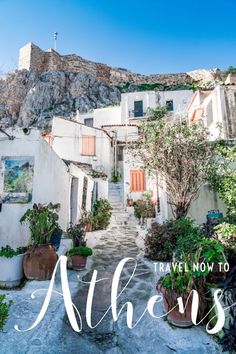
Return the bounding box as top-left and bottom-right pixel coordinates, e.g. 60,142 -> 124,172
68,246 -> 93,270
20,203 -> 61,280
0,245 -> 27,288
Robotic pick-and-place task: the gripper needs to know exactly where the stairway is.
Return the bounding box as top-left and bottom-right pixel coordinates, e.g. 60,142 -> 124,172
108,182 -> 124,211
108,182 -> 136,226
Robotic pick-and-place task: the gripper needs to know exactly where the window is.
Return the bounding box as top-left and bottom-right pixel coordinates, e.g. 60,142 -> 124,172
84,118 -> 94,127
134,101 -> 143,117
166,100 -> 174,112
130,170 -> 146,192
82,135 -> 96,156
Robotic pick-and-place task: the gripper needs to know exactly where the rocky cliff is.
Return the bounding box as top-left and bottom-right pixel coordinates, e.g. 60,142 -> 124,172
0,70 -> 120,130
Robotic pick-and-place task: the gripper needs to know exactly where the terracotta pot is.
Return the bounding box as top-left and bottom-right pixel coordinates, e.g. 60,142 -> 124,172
23,244 -> 57,280
71,255 -> 87,270
157,282 -> 193,327
86,223 -> 93,232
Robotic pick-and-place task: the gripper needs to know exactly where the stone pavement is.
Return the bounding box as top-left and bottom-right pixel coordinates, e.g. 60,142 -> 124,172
0,183 -> 223,353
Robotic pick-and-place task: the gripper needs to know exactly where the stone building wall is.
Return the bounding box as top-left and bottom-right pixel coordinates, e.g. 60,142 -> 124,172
224,85 -> 236,139
18,42 -> 219,86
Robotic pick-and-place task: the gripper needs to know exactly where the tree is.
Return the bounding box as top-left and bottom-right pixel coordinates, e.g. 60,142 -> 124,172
129,107 -> 212,219
209,141 -> 236,217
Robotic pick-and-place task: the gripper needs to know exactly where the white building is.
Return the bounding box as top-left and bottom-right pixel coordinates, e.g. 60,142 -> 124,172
188,83 -> 236,141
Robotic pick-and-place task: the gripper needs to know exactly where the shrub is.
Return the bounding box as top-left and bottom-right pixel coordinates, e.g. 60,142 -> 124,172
172,217 -> 205,258
92,199 -> 112,230
68,246 -> 93,257
145,217 -> 205,261
0,294 -> 12,331
145,221 -> 177,261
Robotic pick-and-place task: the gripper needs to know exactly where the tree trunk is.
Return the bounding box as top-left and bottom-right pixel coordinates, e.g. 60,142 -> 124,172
175,203 -> 188,219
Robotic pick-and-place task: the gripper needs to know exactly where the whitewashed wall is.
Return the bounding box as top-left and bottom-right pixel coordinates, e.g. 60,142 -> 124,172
0,128 -> 94,249
78,107 -> 122,128
51,117 -> 112,176
121,90 -> 193,123
157,182 -> 227,225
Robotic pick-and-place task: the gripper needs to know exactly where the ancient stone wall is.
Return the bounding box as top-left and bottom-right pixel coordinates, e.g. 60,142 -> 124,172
18,42 -> 219,86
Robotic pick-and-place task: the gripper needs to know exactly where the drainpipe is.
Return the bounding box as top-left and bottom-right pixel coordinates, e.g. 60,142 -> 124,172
113,131 -> 118,177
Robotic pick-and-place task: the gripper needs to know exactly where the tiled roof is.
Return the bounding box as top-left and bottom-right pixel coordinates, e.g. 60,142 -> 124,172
101,124 -> 138,127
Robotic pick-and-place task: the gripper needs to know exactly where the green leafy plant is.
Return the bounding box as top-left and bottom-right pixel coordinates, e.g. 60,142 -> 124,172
133,199 -> 155,222
214,222 -> 236,251
67,222 -> 87,247
172,217 -> 205,258
0,245 -> 27,258
209,141 -> 236,217
92,199 -> 112,230
68,246 -> 93,257
77,199 -> 112,231
110,168 -> 122,183
91,170 -> 107,179
20,203 -> 61,245
161,238 -> 225,292
0,294 -> 12,331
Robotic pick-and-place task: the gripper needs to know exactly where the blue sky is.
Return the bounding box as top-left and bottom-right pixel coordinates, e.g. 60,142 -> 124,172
0,0 -> 235,74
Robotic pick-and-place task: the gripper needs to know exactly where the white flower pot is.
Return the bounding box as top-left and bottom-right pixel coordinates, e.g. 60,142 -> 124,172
0,253 -> 25,288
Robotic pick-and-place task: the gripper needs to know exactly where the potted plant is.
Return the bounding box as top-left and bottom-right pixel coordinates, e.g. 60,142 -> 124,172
157,238 -> 225,327
0,245 -> 27,288
157,251 -> 207,328
83,212 -> 94,232
20,203 -> 60,280
67,222 -> 86,247
68,246 -> 93,270
127,194 -> 133,207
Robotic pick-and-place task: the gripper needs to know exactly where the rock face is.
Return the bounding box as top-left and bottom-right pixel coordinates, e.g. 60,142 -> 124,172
0,70 -> 121,129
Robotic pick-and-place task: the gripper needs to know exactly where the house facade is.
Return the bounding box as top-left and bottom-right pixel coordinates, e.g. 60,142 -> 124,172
78,87 -> 229,224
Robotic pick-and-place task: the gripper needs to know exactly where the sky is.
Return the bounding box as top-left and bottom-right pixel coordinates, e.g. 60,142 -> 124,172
0,0 -> 235,75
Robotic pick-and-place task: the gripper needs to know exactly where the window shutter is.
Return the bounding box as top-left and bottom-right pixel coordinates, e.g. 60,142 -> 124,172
130,170 -> 146,192
82,136 -> 96,156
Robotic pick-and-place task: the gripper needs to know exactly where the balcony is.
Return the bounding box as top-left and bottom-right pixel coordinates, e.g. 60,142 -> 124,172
128,110 -> 147,119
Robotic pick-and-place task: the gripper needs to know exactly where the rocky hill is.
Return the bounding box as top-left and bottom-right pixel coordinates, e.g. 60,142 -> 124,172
0,42 -> 223,130
0,70 -> 120,130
